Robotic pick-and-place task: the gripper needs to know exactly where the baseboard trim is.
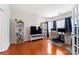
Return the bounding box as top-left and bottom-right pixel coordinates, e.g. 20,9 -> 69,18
0,43 -> 10,53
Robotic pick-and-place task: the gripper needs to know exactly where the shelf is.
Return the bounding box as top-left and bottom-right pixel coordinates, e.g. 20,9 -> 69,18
15,20 -> 24,44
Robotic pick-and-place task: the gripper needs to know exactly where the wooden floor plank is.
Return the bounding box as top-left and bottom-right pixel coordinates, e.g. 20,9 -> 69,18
0,39 -> 72,55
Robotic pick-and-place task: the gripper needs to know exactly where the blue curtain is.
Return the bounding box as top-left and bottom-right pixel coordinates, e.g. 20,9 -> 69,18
65,17 -> 72,33
53,21 -> 56,30
46,22 -> 49,37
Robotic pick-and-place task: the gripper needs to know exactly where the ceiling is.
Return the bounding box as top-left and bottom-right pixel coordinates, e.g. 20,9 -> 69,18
10,4 -> 75,17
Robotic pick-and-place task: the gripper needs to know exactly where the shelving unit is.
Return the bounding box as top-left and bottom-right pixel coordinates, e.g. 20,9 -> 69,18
42,22 -> 47,38
15,19 -> 24,44
72,5 -> 79,55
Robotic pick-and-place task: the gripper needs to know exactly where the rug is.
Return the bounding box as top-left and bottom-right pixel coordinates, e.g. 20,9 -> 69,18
49,40 -> 64,47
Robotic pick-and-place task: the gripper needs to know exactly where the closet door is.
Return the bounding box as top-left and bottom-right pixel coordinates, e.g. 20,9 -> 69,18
0,9 -> 8,51
0,5 -> 10,52
0,10 -> 4,51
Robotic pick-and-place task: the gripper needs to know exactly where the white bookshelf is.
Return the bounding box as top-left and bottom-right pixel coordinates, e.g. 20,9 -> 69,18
15,19 -> 24,44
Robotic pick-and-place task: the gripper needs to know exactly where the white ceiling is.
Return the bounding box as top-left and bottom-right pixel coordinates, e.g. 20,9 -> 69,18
10,4 -> 75,17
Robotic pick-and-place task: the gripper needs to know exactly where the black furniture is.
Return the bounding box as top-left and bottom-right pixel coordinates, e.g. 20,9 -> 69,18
30,26 -> 42,35
57,28 -> 66,33
57,28 -> 66,43
30,26 -> 43,41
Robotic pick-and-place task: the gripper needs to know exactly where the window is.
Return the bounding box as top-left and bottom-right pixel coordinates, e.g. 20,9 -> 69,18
57,19 -> 65,28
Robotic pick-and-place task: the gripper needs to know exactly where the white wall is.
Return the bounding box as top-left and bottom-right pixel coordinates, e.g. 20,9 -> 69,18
44,11 -> 72,28
45,11 -> 72,22
52,11 -> 72,21
10,6 -> 72,43
0,4 -> 10,52
10,10 -> 44,43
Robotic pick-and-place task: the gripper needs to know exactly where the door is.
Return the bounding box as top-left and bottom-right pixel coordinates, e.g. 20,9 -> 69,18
72,4 -> 79,55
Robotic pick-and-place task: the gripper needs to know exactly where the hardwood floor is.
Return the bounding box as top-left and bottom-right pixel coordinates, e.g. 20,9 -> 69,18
0,39 -> 72,55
